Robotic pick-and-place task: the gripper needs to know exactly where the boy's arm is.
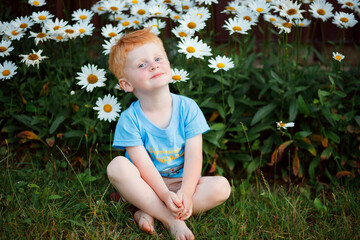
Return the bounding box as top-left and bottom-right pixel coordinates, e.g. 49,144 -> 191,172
177,133 -> 203,220
126,145 -> 183,215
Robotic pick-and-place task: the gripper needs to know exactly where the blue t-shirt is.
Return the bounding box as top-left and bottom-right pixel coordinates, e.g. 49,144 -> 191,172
112,93 -> 210,178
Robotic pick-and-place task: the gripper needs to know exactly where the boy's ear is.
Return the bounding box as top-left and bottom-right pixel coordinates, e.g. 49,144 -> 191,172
119,78 -> 134,92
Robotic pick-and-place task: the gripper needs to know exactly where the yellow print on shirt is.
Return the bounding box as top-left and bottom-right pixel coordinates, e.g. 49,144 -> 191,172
148,147 -> 184,164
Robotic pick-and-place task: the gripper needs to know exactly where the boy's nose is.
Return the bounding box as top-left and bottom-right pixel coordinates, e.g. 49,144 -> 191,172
150,63 -> 159,71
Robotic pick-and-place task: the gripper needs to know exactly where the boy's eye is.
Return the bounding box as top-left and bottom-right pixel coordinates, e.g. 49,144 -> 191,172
155,57 -> 161,62
138,63 -> 145,68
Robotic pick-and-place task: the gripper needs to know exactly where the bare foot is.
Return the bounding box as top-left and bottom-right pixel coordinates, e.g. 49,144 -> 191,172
134,210 -> 156,235
168,219 -> 195,240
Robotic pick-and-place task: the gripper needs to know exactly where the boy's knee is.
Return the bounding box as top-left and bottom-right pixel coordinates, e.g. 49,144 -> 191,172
107,156 -> 138,181
215,176 -> 231,201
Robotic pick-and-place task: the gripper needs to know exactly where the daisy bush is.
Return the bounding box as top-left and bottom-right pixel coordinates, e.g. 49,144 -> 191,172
0,0 -> 359,183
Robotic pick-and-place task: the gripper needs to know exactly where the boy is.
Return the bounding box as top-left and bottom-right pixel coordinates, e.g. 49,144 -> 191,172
107,28 -> 231,240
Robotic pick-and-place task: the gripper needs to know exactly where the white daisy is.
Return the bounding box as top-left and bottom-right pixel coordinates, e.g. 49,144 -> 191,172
72,9 -> 95,23
222,2 -> 242,15
248,0 -> 271,15
118,17 -> 136,29
177,36 -> 212,59
32,11 -> 54,24
91,2 -> 107,15
44,18 -> 68,33
3,26 -> 26,41
131,17 -> 144,29
223,17 -> 252,35
171,26 -> 194,38
170,68 -> 189,83
101,24 -> 123,38
50,32 -> 69,42
28,0 -> 46,7
102,36 -> 122,55
278,0 -> 305,21
131,2 -> 151,19
76,64 -> 106,92
276,121 -> 295,130
332,52 -> 345,62
338,0 -> 360,10
294,18 -> 312,27
208,55 -> 234,73
187,7 -> 212,22
19,49 -> 47,68
174,0 -> 196,13
11,16 -> 35,32
149,4 -> 171,18
103,0 -> 126,15
93,94 -> 121,122
73,22 -> 95,37
332,11 -> 358,28
195,0 -> 219,5
236,6 -> 259,26
29,28 -> 50,45
272,18 -> 293,33
111,13 -> 129,22
143,19 -> 166,35
60,25 -> 80,39
0,60 -> 17,80
263,14 -> 281,23
169,10 -> 183,22
309,0 -> 334,21
178,13 -> 206,33
0,40 -> 14,57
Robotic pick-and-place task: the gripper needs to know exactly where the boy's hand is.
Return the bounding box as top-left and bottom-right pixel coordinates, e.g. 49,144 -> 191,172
176,189 -> 193,220
164,191 -> 184,217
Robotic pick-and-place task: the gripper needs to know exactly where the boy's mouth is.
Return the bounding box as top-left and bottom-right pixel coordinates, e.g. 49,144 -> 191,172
151,73 -> 163,79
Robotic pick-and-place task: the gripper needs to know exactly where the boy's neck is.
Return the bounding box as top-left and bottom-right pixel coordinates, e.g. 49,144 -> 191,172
137,86 -> 172,112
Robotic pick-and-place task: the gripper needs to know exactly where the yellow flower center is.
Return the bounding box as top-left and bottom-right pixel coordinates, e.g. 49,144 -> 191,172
217,63 -> 225,68
87,74 -> 98,84
174,15 -> 180,19
39,15 -> 46,20
103,104 -> 112,113
269,17 -> 276,21
151,24 -> 158,28
2,70 -> 10,76
133,20 -> 140,25
28,54 -> 39,60
11,30 -> 19,36
122,21 -> 130,26
33,1 -> 39,6
244,16 -> 251,22
79,29 -> 85,33
346,2 -> 354,6
65,29 -> 74,34
226,6 -> 235,11
20,23 -> 28,28
256,8 -> 263,13
37,32 -> 46,38
197,13 -> 203,18
116,17 -> 122,21
164,0 -> 171,3
279,122 -> 285,127
80,15 -> 87,20
108,32 -> 117,37
282,22 -> 293,28
299,23 -> 305,26
155,12 -> 162,16
334,55 -> 342,61
172,75 -> 181,81
0,46 -> 7,52
54,26 -> 60,30
340,17 -> 349,23
179,32 -> 187,37
183,5 -> 190,10
233,26 -> 242,31
187,22 -> 196,29
287,9 -> 297,15
317,9 -> 325,15
56,36 -> 63,40
98,6 -> 104,11
132,0 -> 138,3
186,46 -> 195,53
110,6 -> 118,11
137,9 -> 146,15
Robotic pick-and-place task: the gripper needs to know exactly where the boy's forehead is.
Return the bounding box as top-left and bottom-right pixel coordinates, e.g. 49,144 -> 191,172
126,42 -> 166,60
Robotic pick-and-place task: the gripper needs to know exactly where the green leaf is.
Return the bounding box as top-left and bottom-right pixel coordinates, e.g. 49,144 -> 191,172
49,116 -> 66,134
354,116 -> 360,127
325,130 -> 340,143
64,130 -> 84,138
297,95 -> 310,115
314,198 -> 327,212
270,70 -> 283,84
289,98 -> 298,121
294,131 -> 312,139
27,183 -> 40,189
227,95 -> 235,114
48,195 -> 62,200
334,90 -> 347,98
321,147 -> 332,160
210,123 -> 225,131
250,103 -> 277,126
318,90 -> 330,105
309,157 -> 320,180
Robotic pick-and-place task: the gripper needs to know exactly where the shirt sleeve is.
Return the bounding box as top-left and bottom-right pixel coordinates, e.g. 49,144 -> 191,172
112,109 -> 143,149
183,97 -> 210,139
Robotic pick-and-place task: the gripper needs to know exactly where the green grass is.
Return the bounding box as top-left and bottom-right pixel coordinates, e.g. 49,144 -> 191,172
1,152 -> 360,240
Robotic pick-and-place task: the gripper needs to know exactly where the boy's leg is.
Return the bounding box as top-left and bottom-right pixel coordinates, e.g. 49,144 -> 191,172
107,156 -> 195,240
191,176 -> 231,214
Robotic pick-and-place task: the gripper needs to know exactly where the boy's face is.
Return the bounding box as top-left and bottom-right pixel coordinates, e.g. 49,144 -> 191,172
120,42 -> 172,94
